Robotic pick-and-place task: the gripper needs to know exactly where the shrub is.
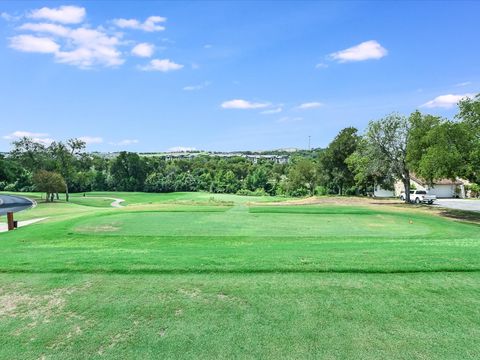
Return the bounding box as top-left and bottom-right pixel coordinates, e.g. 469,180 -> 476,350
315,186 -> 327,196
4,183 -> 17,192
236,188 -> 268,196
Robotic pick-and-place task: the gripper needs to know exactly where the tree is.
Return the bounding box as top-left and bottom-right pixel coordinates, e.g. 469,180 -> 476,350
0,154 -> 16,185
33,170 -> 66,202
245,167 -> 269,192
318,127 -> 359,195
10,137 -> 48,173
110,152 -> 146,191
358,114 -> 412,202
49,138 -> 86,201
287,158 -> 317,196
456,94 -> 480,182
407,111 -> 470,184
346,138 -> 395,194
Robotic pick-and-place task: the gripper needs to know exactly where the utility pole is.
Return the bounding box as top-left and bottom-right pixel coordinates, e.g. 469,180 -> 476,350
308,136 -> 311,151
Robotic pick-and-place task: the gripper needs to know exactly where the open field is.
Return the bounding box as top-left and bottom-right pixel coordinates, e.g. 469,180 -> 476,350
1,192 -> 480,359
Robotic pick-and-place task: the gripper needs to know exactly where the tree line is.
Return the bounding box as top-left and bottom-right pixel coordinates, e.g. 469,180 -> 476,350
0,94 -> 478,201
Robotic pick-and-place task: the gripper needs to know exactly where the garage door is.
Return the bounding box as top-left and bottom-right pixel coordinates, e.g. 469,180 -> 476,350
429,185 -> 454,198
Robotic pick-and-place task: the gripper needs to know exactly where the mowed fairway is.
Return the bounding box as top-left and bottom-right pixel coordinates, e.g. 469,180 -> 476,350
1,192 -> 480,359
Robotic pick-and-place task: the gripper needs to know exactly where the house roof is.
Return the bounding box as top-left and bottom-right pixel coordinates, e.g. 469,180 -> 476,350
411,174 -> 464,186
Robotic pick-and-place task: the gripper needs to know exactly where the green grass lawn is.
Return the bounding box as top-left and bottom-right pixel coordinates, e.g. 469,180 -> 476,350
1,192 -> 480,359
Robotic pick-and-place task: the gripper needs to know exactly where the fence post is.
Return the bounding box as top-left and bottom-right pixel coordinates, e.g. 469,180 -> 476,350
7,212 -> 14,231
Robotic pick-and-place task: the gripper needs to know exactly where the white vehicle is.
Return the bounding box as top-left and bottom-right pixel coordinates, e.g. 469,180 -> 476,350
400,190 -> 436,204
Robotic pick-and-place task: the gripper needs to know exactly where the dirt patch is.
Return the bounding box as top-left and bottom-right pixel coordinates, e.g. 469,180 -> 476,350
77,224 -> 121,233
1,283 -> 92,328
178,288 -> 201,298
97,319 -> 141,355
250,196 -> 402,207
0,293 -> 32,317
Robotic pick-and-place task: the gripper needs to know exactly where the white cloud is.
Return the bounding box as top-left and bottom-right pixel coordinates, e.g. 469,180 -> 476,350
28,5 -> 86,24
421,93 -> 475,109
297,102 -> 324,110
330,40 -> 387,63
131,43 -> 154,58
1,12 -> 21,22
3,131 -> 53,145
168,146 -> 196,152
55,27 -> 123,68
260,107 -> 283,114
204,44 -> 213,49
183,81 -> 211,91
221,99 -> 270,109
315,63 -> 328,69
9,34 -> 59,53
455,81 -> 471,87
3,131 -> 48,139
113,16 -> 166,32
110,139 -> 139,146
12,23 -> 124,68
79,136 -> 103,144
140,59 -> 184,72
19,23 -> 71,37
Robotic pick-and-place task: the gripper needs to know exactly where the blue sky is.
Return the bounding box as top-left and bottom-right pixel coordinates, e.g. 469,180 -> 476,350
0,1 -> 479,152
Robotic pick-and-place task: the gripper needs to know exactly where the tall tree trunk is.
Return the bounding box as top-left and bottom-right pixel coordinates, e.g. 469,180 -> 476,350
65,183 -> 69,202
402,171 -> 411,203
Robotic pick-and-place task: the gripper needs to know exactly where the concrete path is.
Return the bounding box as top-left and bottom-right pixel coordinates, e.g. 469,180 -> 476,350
78,196 -> 125,208
110,198 -> 125,208
434,199 -> 480,212
0,217 -> 48,233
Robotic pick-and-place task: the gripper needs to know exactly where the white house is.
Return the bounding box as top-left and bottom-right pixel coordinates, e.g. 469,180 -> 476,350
374,175 -> 466,198
373,185 -> 395,198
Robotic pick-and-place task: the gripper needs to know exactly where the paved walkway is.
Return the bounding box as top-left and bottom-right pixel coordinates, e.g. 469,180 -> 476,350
81,196 -> 125,208
109,198 -> 125,208
434,199 -> 480,212
0,217 -> 48,233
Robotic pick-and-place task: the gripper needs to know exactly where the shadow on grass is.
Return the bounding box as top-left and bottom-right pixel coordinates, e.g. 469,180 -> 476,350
438,209 -> 480,224
1,267 -> 480,275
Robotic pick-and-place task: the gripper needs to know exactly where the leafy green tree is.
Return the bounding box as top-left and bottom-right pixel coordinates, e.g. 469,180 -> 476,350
346,138 -> 394,194
318,127 -> 359,195
407,111 -> 470,183
10,137 -> 48,173
357,114 -> 412,202
0,154 -> 17,185
110,152 -> 146,191
287,158 -> 317,196
49,138 -> 86,201
33,170 -> 66,202
245,167 -> 269,192
456,94 -> 480,182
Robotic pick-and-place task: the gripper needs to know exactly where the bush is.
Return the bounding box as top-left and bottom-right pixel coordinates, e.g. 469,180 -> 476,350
236,188 -> 268,196
468,183 -> 480,198
289,188 -> 310,197
345,186 -> 358,196
4,183 -> 17,192
315,186 -> 327,196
